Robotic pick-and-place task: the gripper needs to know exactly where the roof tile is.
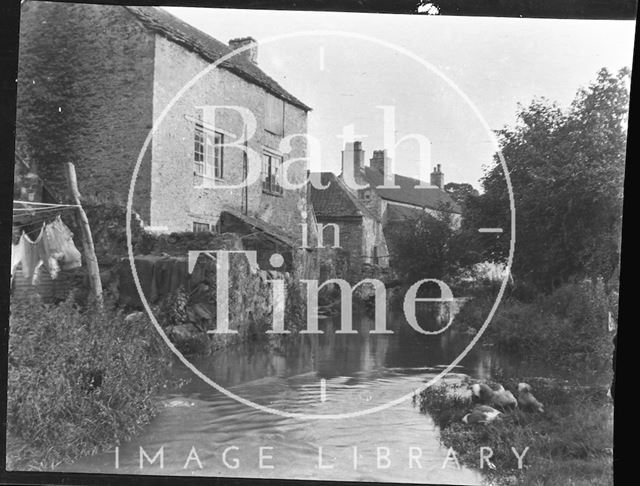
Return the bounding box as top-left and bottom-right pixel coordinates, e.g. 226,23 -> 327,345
125,6 -> 311,112
363,167 -> 461,213
309,172 -> 378,220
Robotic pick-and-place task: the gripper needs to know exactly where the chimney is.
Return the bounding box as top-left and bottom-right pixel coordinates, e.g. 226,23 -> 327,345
370,149 -> 392,175
430,164 -> 444,189
228,37 -> 258,64
342,141 -> 365,179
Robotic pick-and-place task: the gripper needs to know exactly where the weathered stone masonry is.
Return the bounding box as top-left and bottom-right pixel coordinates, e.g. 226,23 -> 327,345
151,35 -> 309,234
17,3 -> 311,241
17,1 -> 155,221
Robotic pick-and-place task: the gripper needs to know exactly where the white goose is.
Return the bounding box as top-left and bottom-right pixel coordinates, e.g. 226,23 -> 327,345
462,405 -> 502,425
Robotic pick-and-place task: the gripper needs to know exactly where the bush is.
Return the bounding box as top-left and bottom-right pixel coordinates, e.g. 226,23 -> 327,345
457,281 -> 614,375
7,296 -> 172,470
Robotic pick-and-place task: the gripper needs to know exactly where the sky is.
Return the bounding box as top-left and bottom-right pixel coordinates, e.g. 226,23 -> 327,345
164,7 -> 635,189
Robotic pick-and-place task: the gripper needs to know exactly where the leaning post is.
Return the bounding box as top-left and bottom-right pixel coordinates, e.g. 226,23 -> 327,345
65,162 -> 103,308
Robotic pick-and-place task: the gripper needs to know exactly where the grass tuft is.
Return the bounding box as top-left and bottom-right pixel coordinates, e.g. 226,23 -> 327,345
6,296 -> 173,470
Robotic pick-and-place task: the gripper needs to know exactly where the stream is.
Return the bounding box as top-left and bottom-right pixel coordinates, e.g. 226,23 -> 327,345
60,303 -> 586,483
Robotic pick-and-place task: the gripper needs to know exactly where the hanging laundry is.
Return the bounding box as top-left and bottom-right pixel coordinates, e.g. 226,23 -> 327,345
11,240 -> 25,282
12,216 -> 82,285
18,223 -> 48,285
43,215 -> 82,275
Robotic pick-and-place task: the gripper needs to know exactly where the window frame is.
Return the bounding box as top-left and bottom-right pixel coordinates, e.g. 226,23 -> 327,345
261,150 -> 284,196
193,222 -> 211,233
194,124 -> 224,180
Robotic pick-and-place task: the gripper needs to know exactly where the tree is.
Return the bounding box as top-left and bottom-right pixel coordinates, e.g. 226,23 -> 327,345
444,182 -> 479,210
475,67 -> 629,290
388,205 -> 481,287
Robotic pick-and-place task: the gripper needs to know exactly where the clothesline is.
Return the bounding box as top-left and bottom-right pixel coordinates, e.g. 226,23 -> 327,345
13,206 -> 78,215
14,202 -> 79,223
13,200 -> 80,208
13,220 -> 51,234
13,212 -> 74,231
13,200 -> 80,234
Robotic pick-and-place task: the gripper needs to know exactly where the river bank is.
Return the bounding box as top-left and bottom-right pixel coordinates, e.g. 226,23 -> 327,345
6,275 -> 615,482
417,378 -> 613,486
5,298 -> 174,471
54,307 -> 493,483
416,280 -> 616,485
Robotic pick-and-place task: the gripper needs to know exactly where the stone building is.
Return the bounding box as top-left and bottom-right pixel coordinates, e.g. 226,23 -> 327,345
341,142 -> 461,227
309,172 -> 389,270
16,2 -> 311,257
311,142 -> 461,269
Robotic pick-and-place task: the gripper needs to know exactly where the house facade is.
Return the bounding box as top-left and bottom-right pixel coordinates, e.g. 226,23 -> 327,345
16,2 -> 311,248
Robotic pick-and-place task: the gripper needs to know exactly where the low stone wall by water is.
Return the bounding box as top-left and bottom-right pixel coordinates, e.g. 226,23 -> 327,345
106,233 -> 307,355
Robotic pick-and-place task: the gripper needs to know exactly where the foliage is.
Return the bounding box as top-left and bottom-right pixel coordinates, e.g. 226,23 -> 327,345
469,67 -> 629,290
6,296 -> 173,470
388,208 -> 482,286
444,182 -> 479,212
417,380 -> 612,485
457,281 -> 615,376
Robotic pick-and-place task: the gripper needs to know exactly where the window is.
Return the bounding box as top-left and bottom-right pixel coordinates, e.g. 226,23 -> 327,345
262,152 -> 283,195
265,94 -> 284,136
193,222 -> 210,233
194,126 -> 224,179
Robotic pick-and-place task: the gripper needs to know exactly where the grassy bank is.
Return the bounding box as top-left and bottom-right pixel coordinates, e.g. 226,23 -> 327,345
416,280 -> 615,485
417,379 -> 613,486
6,297 -> 173,470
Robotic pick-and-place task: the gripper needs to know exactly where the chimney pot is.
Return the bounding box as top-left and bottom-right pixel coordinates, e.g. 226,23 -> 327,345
370,149 -> 391,174
430,164 -> 444,189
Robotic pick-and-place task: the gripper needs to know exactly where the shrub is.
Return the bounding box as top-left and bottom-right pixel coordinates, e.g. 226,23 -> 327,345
7,296 -> 172,470
456,281 -> 614,375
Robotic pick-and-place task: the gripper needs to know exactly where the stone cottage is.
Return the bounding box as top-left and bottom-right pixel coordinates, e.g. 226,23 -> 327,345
313,141 -> 461,268
309,171 -> 389,271
16,2 -> 312,267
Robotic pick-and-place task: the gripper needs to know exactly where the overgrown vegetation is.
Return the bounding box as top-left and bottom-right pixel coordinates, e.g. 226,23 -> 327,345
417,379 -> 613,485
456,280 -> 616,376
467,67 -> 628,291
405,67 -> 623,485
393,68 -> 628,294
388,208 -> 479,288
6,296 -> 173,470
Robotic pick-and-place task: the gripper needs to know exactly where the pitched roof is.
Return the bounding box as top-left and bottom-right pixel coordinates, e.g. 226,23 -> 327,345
309,172 -> 378,221
363,167 -> 461,214
124,7 -> 311,112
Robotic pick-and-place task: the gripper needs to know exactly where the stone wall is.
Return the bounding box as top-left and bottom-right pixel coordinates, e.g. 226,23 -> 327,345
16,2 -> 155,221
150,35 -> 309,236
361,216 -> 390,268
109,232 -> 308,354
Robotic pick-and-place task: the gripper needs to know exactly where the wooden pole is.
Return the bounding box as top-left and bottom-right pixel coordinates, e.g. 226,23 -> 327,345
65,162 -> 103,307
